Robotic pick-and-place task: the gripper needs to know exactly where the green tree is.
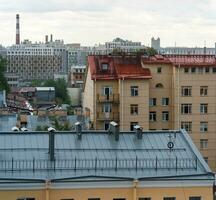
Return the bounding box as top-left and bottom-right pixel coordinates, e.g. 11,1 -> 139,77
0,56 -> 10,92
44,78 -> 70,104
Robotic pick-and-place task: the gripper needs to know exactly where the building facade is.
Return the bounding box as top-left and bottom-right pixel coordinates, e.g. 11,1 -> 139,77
0,129 -> 213,200
6,42 -> 68,83
83,55 -> 151,131
83,54 -> 216,170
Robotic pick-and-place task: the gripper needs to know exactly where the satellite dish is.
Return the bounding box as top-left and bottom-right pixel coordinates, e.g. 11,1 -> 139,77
167,141 -> 174,149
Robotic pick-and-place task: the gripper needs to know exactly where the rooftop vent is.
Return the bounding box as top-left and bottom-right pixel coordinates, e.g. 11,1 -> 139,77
20,127 -> 28,132
11,126 -> 19,131
75,122 -> 82,140
108,121 -> 119,141
134,125 -> 143,139
48,127 -> 55,161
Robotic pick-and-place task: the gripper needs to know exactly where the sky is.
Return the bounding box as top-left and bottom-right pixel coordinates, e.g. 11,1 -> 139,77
0,0 -> 216,47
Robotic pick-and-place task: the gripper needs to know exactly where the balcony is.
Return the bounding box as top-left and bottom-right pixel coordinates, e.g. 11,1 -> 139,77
97,94 -> 119,103
96,112 -> 119,121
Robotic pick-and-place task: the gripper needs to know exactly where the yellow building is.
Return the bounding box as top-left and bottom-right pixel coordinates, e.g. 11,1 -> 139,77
0,129 -> 214,200
83,54 -> 216,170
83,55 -> 151,131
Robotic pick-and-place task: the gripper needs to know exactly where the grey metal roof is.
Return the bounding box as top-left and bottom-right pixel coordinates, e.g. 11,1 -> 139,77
0,129 -> 213,182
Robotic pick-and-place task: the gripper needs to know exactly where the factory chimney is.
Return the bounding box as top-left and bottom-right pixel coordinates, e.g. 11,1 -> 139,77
16,14 -> 20,45
50,34 -> 53,42
45,35 -> 48,44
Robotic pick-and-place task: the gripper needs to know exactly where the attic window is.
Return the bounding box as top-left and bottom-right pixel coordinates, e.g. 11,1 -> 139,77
155,83 -> 164,88
101,63 -> 109,71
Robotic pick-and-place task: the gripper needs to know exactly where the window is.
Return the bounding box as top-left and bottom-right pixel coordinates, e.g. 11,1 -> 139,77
189,197 -> 201,200
181,122 -> 192,132
157,67 -> 162,73
101,63 -> 109,70
162,111 -> 169,121
191,67 -> 196,73
204,157 -> 208,164
200,122 -> 208,132
104,122 -> 109,130
200,104 -> 208,114
155,83 -> 163,88
149,112 -> 156,121
162,98 -> 169,106
213,67 -> 216,73
181,86 -> 192,96
200,139 -> 208,149
163,198 -> 176,200
181,104 -> 192,114
88,198 -> 100,200
102,103 -> 112,113
205,67 -> 209,73
184,68 -> 189,73
149,98 -> 156,106
113,199 -> 126,200
130,104 -> 138,115
130,122 -> 138,131
17,198 -> 35,200
131,86 -> 138,96
200,86 -> 208,96
139,198 -> 151,200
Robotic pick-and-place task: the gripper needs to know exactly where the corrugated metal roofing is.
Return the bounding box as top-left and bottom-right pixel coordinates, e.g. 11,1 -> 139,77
0,130 -> 213,182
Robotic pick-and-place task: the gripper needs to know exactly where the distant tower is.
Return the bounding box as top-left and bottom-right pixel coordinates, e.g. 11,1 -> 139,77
151,37 -> 160,50
16,14 -> 20,45
45,35 -> 49,44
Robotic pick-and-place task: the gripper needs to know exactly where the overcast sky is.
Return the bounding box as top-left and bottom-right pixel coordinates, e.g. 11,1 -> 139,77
0,0 -> 216,47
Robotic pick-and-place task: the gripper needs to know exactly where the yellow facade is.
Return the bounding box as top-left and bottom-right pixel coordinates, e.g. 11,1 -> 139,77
83,56 -> 216,170
0,185 -> 213,200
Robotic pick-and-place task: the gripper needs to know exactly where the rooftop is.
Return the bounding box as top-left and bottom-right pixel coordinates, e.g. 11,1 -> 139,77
0,129 -> 213,183
142,54 -> 216,66
88,55 -> 151,80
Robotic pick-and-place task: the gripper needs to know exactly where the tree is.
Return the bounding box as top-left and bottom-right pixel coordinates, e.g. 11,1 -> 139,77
0,56 -> 10,92
44,78 -> 71,104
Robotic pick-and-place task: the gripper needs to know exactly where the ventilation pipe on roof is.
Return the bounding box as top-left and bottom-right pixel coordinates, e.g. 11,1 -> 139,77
134,125 -> 143,139
75,122 -> 82,140
109,121 -> 119,141
48,127 -> 55,161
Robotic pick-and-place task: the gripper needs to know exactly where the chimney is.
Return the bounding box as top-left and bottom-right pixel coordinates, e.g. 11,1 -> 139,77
16,14 -> 20,45
134,125 -> 143,139
45,35 -> 48,44
75,122 -> 82,140
48,127 -> 56,161
109,121 -> 119,141
50,34 -> 53,42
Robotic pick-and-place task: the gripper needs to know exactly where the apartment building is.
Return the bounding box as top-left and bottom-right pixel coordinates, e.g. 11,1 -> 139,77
142,54 -> 216,170
0,129 -> 214,200
83,54 -> 216,170
83,55 -> 151,131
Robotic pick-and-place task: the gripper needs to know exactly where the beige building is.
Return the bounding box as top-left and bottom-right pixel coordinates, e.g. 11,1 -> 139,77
0,130 -> 214,200
83,54 -> 216,170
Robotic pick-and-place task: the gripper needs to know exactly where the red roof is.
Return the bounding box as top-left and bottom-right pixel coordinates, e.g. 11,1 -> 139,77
88,55 -> 151,80
142,55 -> 216,67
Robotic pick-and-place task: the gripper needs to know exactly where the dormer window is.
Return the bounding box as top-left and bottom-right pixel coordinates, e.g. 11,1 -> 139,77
101,63 -> 109,71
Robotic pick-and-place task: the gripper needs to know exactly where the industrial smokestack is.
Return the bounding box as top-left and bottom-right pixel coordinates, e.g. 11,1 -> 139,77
45,35 -> 48,44
16,14 -> 20,45
50,34 -> 53,42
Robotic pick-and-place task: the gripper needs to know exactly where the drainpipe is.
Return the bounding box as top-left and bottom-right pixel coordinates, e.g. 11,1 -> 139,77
177,64 -> 180,129
94,78 -> 97,129
133,179 -> 138,200
45,180 -> 50,200
121,77 -> 124,131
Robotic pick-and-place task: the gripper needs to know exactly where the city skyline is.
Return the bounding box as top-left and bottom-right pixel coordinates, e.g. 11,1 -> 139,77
0,0 -> 216,47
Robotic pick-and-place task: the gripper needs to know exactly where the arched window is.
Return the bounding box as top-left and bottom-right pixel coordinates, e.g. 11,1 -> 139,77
155,83 -> 164,88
